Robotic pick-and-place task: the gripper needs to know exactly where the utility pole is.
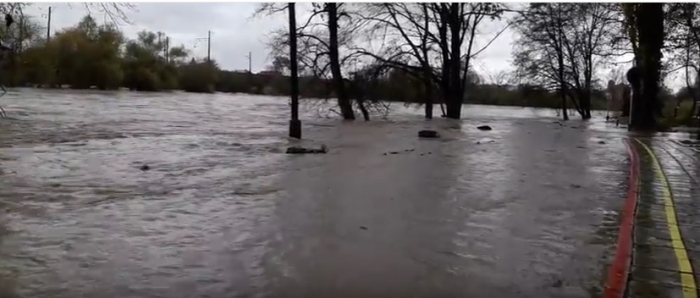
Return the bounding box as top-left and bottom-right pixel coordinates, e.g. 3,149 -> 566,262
245,52 -> 253,89
288,3 -> 301,139
18,15 -> 24,53
165,37 -> 170,63
157,32 -> 163,62
46,6 -> 52,44
195,31 -> 212,63
207,30 -> 211,63
248,52 -> 252,73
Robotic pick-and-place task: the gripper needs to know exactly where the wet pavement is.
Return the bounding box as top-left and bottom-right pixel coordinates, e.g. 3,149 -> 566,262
626,138 -> 700,298
0,88 -> 689,297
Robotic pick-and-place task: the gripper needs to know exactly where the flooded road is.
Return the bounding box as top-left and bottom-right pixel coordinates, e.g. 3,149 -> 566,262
0,89 -> 633,297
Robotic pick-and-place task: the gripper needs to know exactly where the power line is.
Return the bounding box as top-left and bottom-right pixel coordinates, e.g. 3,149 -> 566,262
195,30 -> 212,63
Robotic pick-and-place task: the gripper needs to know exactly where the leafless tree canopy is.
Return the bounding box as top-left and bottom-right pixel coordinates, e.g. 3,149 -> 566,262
666,3 -> 700,118
512,3 -> 621,119
255,2 -> 509,120
256,2 -> 698,122
0,3 -> 134,27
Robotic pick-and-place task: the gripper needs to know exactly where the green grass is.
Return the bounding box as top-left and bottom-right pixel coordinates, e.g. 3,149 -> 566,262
659,100 -> 698,130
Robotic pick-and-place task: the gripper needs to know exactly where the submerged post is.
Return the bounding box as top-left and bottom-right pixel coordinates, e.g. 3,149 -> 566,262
288,3 -> 301,139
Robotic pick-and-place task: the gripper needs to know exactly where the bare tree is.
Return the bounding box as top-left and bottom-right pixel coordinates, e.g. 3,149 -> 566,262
354,3 -> 506,119
513,3 -> 619,120
667,3 -> 700,119
78,3 -> 135,25
357,4 -> 440,118
487,70 -> 513,87
513,3 -> 573,120
256,3 -> 376,120
326,3 -> 355,120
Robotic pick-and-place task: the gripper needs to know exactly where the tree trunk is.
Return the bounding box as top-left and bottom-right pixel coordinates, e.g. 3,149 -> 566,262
346,79 -> 370,121
631,3 -> 663,131
583,67 -> 592,119
421,4 -> 433,120
626,66 -> 640,119
327,3 -> 355,120
438,5 -> 450,118
356,100 -> 370,121
557,45 -> 568,120
581,90 -> 592,120
424,74 -> 433,119
446,3 -> 462,119
555,11 -> 568,121
560,90 -> 569,121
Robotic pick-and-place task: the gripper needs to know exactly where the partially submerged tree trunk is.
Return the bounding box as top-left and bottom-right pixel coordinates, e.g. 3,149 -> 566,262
347,79 -> 371,121
437,5 -> 451,118
555,6 -> 569,121
581,90 -> 592,119
445,4 -> 463,119
424,77 -> 434,119
327,3 -> 355,120
357,101 -> 370,120
421,5 -> 433,120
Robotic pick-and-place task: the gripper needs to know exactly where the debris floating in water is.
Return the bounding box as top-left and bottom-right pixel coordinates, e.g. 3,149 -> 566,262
382,148 -> 415,156
286,145 -> 328,154
418,130 -> 439,138
140,164 -> 151,171
477,125 -> 492,131
476,138 -> 495,145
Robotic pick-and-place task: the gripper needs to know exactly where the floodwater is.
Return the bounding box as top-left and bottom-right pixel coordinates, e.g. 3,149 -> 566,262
0,88 -> 632,297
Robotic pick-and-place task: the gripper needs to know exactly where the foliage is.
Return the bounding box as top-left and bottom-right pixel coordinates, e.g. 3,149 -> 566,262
1,13 -> 216,93
179,59 -> 219,93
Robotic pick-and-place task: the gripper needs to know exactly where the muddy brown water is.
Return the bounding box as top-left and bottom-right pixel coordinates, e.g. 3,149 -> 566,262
0,88 -> 634,297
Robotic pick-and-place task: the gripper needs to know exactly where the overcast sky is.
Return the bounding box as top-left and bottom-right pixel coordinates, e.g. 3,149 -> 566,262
23,2 -> 684,90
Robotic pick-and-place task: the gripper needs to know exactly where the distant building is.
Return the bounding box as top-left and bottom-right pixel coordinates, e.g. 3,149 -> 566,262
257,70 -> 283,77
478,83 -> 518,91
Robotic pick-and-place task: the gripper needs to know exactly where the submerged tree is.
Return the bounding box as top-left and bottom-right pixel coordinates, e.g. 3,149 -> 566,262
256,3 -> 366,120
513,3 -> 619,120
357,3 -> 506,119
326,3 -> 355,120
